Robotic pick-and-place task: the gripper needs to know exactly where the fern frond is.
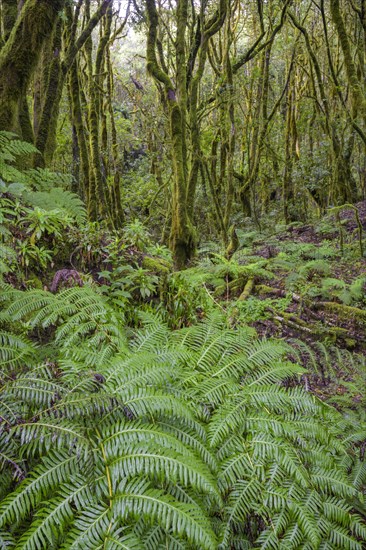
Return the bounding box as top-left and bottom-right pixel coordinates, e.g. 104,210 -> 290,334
105,531 -> 144,550
132,314 -> 170,351
13,419 -> 89,455
0,452 -> 78,528
0,530 -> 15,549
109,445 -> 220,502
114,478 -> 217,550
25,188 -> 86,224
22,167 -> 72,191
62,502 -> 113,549
0,331 -> 38,371
101,420 -> 212,468
15,478 -> 87,550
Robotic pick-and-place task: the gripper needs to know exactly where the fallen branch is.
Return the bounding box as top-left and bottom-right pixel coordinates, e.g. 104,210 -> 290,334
238,278 -> 254,301
314,301 -> 366,322
265,307 -> 355,344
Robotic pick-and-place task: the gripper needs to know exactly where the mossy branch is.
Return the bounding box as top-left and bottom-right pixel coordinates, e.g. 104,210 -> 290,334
63,0 -> 113,74
238,278 -> 254,301
145,0 -> 174,92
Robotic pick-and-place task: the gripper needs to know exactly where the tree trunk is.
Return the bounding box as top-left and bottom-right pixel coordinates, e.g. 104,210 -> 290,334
0,0 -> 64,132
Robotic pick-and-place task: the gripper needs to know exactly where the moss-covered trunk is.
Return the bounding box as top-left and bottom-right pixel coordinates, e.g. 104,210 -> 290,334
32,0 -> 113,167
106,50 -> 124,228
34,18 -> 63,167
330,0 -> 366,116
0,0 -> 64,132
145,0 -> 227,268
68,60 -> 90,202
169,102 -> 196,270
145,0 -> 196,269
2,0 -> 18,42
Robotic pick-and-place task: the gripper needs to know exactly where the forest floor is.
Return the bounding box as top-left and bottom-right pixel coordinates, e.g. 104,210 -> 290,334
251,202 -> 366,347
4,196 -> 365,409
232,201 -> 366,405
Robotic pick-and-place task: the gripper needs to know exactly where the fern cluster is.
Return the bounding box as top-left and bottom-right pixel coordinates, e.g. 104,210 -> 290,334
0,130 -> 87,280
0,131 -> 72,190
1,284 -> 365,549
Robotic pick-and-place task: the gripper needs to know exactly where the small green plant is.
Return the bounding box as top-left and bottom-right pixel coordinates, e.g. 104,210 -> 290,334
321,276 -> 366,305
123,219 -> 151,250
128,266 -> 159,299
67,221 -> 109,269
159,272 -> 212,328
230,296 -> 291,324
100,264 -> 159,305
17,240 -> 53,272
102,234 -> 128,267
21,207 -> 71,245
146,242 -> 172,262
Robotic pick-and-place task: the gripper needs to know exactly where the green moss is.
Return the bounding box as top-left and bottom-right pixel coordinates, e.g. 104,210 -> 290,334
2,0 -> 18,41
0,0 -> 64,131
318,301 -> 366,322
142,256 -> 171,276
225,225 -> 239,260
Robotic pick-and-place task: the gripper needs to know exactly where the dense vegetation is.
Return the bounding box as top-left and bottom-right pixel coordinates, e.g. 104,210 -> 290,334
0,1 -> 366,549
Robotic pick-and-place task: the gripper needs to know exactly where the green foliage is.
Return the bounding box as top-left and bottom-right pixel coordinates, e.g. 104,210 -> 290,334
230,296 -> 291,324
297,259 -> 331,279
208,253 -> 273,282
123,219 -> 151,251
0,243 -> 16,278
24,188 -> 86,225
16,241 -> 53,271
21,168 -> 72,191
1,129 -> 366,550
0,131 -> 37,183
0,136 -> 86,278
1,285 -> 365,549
0,132 -> 72,191
320,276 -> 366,305
100,263 -> 159,305
21,206 -> 71,244
159,271 -> 212,328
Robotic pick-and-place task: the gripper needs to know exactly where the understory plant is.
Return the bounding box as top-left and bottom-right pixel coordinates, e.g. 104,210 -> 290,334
0,284 -> 365,549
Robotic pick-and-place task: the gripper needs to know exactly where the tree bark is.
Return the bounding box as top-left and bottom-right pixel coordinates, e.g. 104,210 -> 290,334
0,0 -> 64,132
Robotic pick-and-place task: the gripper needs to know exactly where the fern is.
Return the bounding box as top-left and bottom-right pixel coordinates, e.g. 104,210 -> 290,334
298,259 -> 331,279
0,130 -> 71,191
1,287 -> 365,549
0,331 -> 37,372
0,132 -> 38,184
21,167 -> 72,191
24,188 -> 86,224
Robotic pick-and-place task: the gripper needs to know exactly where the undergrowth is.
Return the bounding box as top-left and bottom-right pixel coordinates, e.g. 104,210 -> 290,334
1,133 -> 366,549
